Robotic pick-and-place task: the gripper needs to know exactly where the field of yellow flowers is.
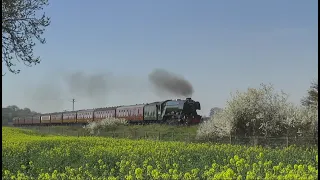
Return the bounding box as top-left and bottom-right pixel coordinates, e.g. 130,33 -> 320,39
2,127 -> 318,180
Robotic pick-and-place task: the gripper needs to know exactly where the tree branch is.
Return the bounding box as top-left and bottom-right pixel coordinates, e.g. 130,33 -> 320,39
2,0 -> 50,75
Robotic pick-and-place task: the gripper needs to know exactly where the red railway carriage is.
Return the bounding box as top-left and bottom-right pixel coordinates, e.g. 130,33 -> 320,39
116,104 -> 144,122
93,107 -> 116,122
18,117 -> 25,125
51,112 -> 63,124
32,115 -> 41,125
41,114 -> 51,124
77,109 -> 94,123
62,111 -> 77,123
13,117 -> 19,126
24,116 -> 33,125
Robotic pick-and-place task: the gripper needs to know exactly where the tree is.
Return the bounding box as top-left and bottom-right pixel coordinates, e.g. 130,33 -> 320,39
2,0 -> 51,75
209,107 -> 222,117
301,80 -> 318,107
2,105 -> 40,125
6,105 -> 19,112
196,84 -> 316,141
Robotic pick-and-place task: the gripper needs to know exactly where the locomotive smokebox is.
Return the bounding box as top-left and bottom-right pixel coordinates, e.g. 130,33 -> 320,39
183,97 -> 201,111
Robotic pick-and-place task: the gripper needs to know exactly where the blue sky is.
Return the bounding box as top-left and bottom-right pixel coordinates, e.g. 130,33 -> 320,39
2,0 -> 318,116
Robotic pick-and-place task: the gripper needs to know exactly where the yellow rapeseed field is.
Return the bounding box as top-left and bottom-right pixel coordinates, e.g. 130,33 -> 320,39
2,127 -> 318,180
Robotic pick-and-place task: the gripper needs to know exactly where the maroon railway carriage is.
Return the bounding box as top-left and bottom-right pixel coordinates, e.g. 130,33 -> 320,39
32,115 -> 41,125
24,116 -> 33,125
116,104 -> 144,122
62,111 -> 77,124
51,112 -> 63,124
77,109 -> 94,123
93,107 -> 117,122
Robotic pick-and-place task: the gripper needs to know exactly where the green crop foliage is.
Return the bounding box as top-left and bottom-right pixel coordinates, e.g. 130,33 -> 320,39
2,127 -> 318,179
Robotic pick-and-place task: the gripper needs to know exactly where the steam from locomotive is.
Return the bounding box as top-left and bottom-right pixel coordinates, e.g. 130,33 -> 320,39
148,69 -> 194,97
23,68 -> 195,113
65,71 -> 110,99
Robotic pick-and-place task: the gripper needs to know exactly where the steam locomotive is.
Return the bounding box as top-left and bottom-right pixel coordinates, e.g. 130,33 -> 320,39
13,98 -> 202,126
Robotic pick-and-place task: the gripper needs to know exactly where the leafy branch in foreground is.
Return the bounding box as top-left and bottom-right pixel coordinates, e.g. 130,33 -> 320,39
2,0 -> 50,75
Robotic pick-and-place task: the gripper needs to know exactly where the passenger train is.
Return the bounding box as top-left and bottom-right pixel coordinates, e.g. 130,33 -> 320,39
13,98 -> 202,126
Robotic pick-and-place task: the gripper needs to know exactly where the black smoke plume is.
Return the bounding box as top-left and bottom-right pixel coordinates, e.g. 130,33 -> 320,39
148,68 -> 194,97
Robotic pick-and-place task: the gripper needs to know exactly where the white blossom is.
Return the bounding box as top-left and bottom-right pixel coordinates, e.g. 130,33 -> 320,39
84,118 -> 128,135
197,83 -> 318,139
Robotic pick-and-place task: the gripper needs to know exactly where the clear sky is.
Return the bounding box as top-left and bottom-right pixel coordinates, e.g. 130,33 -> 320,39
2,0 -> 318,116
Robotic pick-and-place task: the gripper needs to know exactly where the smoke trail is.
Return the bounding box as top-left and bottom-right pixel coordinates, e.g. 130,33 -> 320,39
63,71 -> 111,106
148,68 -> 194,97
23,78 -> 65,113
65,71 -> 109,97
